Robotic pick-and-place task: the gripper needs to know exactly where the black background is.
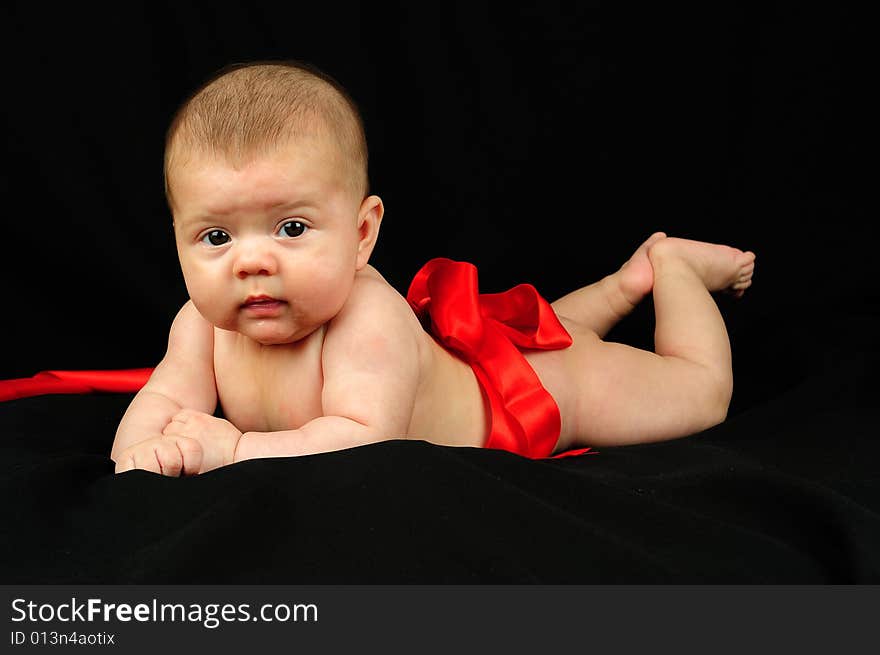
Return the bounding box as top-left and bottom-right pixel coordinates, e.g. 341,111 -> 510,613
2,2 -> 879,589
2,2 -> 873,380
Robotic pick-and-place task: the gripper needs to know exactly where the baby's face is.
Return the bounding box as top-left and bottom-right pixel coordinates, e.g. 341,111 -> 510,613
170,137 -> 373,345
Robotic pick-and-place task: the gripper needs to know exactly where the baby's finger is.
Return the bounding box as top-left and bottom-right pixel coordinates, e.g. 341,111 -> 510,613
115,454 -> 136,474
118,446 -> 163,475
154,440 -> 185,477
165,435 -> 204,476
172,409 -> 198,422
162,419 -> 187,436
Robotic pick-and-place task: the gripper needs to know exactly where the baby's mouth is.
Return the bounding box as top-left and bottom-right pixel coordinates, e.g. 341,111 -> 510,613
241,295 -> 287,313
242,295 -> 283,307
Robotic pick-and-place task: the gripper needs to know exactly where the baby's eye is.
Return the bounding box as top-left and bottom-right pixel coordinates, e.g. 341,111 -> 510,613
201,230 -> 230,246
279,220 -> 308,238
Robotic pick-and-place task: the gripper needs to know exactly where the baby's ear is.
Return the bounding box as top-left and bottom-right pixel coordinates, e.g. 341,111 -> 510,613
355,195 -> 384,270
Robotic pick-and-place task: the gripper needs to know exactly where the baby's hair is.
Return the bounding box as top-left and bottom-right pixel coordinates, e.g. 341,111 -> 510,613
164,60 -> 369,208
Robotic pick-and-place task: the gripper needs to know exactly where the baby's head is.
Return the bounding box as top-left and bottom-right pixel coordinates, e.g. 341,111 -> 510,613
164,60 -> 370,207
164,61 -> 384,346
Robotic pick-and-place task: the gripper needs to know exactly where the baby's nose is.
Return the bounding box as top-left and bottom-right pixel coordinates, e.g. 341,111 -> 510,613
233,241 -> 278,278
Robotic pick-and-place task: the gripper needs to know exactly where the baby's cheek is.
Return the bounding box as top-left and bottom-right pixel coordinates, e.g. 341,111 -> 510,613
310,274 -> 352,317
185,294 -> 230,331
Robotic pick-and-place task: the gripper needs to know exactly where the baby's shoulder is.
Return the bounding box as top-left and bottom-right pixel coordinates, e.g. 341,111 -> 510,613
317,265 -> 424,382
343,265 -> 414,317
168,299 -> 215,352
327,265 -> 423,340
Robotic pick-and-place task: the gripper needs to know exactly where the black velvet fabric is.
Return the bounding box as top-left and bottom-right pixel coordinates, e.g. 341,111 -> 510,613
2,309 -> 877,583
2,3 -> 875,584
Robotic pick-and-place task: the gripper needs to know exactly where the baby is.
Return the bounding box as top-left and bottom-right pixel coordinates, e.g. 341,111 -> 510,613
111,60 -> 755,475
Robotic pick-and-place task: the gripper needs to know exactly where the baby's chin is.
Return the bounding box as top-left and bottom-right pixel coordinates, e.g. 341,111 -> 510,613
207,309 -> 323,346
237,323 -> 320,346
249,334 -> 299,346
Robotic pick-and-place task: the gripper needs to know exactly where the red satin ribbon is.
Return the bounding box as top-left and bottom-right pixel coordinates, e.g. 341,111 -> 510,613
407,258 -> 593,459
0,368 -> 153,402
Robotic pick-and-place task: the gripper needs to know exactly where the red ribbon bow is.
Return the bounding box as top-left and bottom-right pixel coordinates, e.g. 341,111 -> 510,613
407,258 -> 586,459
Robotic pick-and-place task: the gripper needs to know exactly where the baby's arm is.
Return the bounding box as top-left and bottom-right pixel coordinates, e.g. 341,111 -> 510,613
111,300 -> 217,471
233,280 -> 421,461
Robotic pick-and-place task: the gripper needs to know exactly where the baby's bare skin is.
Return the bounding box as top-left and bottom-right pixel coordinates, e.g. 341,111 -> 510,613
113,234 -> 755,474
539,235 -> 755,451
111,135 -> 756,475
211,264 -> 489,449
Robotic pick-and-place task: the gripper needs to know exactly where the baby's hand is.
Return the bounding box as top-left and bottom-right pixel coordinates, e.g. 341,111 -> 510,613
114,435 -> 203,476
161,409 -> 242,473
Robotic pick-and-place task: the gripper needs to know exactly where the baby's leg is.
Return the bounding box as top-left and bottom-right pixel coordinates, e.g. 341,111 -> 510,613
648,237 -> 755,382
552,232 -> 665,337
549,237 -> 756,451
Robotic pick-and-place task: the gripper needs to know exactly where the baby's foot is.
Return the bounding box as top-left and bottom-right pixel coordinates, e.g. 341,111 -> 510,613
614,231 -> 667,308
648,237 -> 756,298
